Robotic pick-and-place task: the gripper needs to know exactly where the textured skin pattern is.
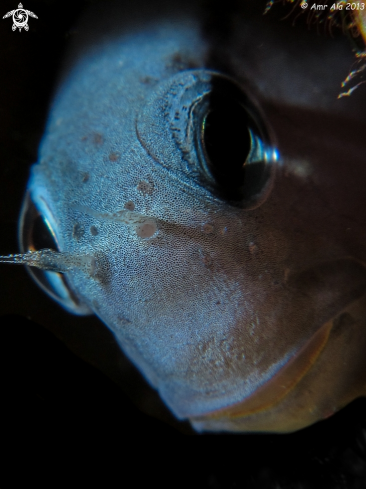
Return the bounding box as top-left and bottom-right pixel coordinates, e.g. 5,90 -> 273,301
19,0 -> 366,432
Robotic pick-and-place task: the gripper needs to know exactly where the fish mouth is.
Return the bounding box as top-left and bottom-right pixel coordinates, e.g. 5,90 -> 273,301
198,316 -> 334,420
190,257 -> 366,430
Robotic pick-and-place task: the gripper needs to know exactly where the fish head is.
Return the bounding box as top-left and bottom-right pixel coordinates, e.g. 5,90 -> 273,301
5,0 -> 366,432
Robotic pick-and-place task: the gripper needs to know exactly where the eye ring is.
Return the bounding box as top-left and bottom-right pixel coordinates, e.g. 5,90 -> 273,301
18,192 -> 92,315
136,69 -> 278,208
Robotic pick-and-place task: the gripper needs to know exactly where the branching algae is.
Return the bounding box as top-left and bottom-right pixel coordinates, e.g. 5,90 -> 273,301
1,0 -> 366,433
265,0 -> 366,96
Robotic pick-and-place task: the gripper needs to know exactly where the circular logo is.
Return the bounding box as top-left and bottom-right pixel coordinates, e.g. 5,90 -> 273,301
12,8 -> 28,29
3,3 -> 38,32
300,1 -> 308,8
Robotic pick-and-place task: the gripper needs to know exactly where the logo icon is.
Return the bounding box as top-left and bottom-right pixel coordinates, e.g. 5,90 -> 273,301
3,3 -> 38,31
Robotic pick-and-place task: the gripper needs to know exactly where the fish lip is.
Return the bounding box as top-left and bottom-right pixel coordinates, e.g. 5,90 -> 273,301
193,317 -> 334,422
189,257 -> 366,424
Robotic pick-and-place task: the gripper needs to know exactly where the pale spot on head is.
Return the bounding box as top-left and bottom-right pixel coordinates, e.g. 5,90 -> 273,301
93,132 -> 104,145
284,158 -> 312,179
202,223 -> 214,234
135,220 -> 157,239
137,180 -> 154,195
124,201 -> 135,211
108,152 -> 120,162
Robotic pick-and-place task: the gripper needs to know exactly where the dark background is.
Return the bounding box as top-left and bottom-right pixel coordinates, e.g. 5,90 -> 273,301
0,0 -> 365,486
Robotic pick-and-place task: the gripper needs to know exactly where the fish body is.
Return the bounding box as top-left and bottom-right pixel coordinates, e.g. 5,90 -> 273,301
6,0 -> 366,432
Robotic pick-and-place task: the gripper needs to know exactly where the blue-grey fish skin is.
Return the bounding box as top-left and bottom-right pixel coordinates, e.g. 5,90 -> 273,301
22,0 -> 366,432
30,10 -> 274,418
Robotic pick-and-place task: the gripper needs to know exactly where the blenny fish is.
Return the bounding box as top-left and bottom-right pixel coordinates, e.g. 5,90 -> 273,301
2,0 -> 366,433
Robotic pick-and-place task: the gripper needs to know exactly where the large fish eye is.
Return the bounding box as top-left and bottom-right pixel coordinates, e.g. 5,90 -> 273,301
194,76 -> 276,207
137,70 -> 277,208
19,193 -> 92,315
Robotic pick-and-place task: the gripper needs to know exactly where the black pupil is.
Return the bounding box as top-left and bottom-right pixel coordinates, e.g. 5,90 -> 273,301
203,100 -> 252,187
